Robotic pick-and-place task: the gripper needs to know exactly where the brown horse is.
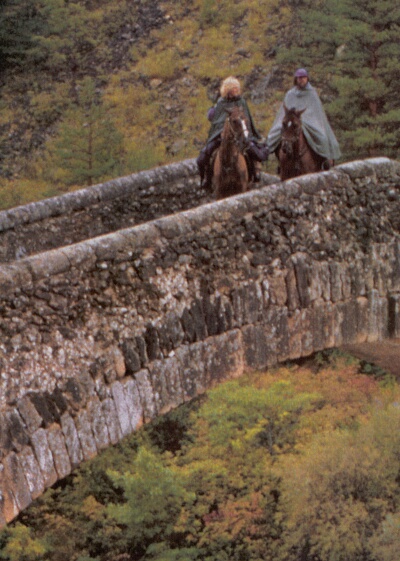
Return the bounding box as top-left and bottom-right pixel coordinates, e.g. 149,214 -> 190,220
213,106 -> 249,199
278,104 -> 324,181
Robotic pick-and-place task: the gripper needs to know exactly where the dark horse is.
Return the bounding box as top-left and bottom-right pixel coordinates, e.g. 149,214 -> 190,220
278,105 -> 324,181
213,106 -> 249,199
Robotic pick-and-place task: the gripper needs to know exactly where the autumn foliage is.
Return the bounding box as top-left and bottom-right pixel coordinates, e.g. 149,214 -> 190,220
1,351 -> 400,561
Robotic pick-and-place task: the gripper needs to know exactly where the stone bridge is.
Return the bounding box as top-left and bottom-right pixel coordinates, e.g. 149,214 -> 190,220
1,157 -> 400,526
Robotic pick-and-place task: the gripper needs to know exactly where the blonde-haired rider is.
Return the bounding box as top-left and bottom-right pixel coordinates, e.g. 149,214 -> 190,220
197,76 -> 268,190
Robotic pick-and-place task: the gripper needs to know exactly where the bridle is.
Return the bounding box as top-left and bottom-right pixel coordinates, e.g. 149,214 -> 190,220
281,117 -> 307,160
227,112 -> 249,152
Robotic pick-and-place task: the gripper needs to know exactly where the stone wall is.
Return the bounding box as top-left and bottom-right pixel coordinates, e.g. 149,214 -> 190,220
1,157 -> 400,525
0,159 -> 277,262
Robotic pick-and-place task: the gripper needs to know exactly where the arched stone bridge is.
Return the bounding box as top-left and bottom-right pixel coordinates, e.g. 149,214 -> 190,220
1,157 -> 400,526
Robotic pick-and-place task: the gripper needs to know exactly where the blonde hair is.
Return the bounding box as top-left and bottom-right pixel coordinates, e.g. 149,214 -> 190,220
220,76 -> 241,98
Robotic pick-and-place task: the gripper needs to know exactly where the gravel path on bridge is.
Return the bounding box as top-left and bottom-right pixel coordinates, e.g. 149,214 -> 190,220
343,339 -> 400,380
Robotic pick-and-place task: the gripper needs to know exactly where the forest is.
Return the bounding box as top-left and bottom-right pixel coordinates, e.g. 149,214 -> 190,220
0,0 -> 400,208
0,351 -> 399,561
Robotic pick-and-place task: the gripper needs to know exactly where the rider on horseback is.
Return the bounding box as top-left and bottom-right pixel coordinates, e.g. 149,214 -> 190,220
267,68 -> 341,169
197,76 -> 269,189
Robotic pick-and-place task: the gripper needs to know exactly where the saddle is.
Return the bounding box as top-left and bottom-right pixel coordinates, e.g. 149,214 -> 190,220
208,149 -> 259,186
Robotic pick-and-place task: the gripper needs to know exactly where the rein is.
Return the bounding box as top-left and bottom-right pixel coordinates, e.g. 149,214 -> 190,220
282,128 -> 307,158
227,114 -> 248,152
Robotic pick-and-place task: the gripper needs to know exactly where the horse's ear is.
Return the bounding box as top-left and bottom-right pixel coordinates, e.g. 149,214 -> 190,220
298,108 -> 306,116
283,103 -> 288,113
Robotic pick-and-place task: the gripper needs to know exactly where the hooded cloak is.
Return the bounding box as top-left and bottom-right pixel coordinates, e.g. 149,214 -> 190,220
267,83 -> 341,160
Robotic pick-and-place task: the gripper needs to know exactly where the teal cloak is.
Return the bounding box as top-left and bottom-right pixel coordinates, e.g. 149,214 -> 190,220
267,83 -> 341,160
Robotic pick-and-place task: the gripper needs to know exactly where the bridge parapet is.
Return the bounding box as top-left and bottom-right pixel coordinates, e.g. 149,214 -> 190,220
0,159 -> 277,263
0,157 -> 400,525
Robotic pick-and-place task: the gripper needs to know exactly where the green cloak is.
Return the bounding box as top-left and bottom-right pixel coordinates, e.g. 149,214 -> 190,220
206,96 -> 262,144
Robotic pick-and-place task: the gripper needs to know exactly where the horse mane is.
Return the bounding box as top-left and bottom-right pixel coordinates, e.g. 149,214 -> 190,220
213,106 -> 249,199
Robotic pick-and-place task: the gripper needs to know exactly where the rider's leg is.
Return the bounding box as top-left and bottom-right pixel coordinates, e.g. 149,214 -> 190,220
196,148 -> 208,184
197,137 -> 221,189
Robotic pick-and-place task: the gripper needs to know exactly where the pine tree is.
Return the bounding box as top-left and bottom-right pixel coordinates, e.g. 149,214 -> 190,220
50,77 -> 123,187
277,0 -> 400,160
330,0 -> 400,158
0,0 -> 42,72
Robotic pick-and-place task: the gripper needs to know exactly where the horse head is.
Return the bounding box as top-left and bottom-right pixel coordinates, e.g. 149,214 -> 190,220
281,105 -> 306,157
223,106 -> 249,152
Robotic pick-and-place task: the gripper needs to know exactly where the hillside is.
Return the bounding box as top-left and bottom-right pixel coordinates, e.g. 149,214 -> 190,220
0,0 -> 399,209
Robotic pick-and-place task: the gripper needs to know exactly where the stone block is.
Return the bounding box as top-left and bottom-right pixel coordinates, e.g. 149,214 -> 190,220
217,297 -> 234,333
312,300 -> 335,351
291,253 -> 311,308
101,398 -> 122,445
203,330 -> 244,386
18,446 -> 45,500
28,392 -> 61,427
336,300 -> 360,346
175,343 -> 208,401
0,414 -> 13,459
202,296 -> 219,337
190,299 -> 209,341
340,264 -> 352,299
355,297 -> 369,343
329,261 -> 343,303
285,268 -> 300,311
47,424 -> 72,480
17,396 -> 43,434
181,308 -> 197,343
121,340 -> 142,374
113,347 -> 126,378
300,308 -> 314,357
242,282 -> 264,324
2,452 -> 32,513
288,310 -> 305,360
231,287 -> 246,327
0,462 -> 18,524
367,289 -> 389,341
390,241 -> 400,292
123,379 -> 143,432
275,307 -> 290,361
87,398 -> 110,451
160,311 -> 186,351
242,324 -> 275,370
144,324 -> 162,361
388,293 -> 400,337
29,250 -> 71,280
148,356 -> 184,415
111,381 -> 133,437
30,428 -> 58,488
75,409 -> 98,461
60,412 -> 84,468
349,258 -> 366,297
133,369 -> 157,422
4,409 -> 30,452
268,274 -> 288,307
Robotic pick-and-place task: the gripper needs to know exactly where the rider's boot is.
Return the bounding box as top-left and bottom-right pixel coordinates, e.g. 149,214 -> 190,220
254,161 -> 262,182
202,164 -> 213,191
